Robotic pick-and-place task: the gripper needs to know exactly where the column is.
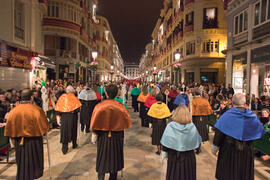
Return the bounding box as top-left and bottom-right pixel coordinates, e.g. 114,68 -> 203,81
181,68 -> 185,83
225,53 -> 233,87
246,50 -> 251,94
194,67 -> 200,83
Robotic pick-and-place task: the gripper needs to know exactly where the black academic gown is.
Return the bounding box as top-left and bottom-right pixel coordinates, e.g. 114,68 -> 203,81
80,100 -> 97,128
131,95 -> 139,112
95,130 -> 124,174
14,137 -> 44,180
57,108 -> 80,144
163,146 -> 196,180
149,117 -> 167,145
213,129 -> 254,180
139,102 -> 148,127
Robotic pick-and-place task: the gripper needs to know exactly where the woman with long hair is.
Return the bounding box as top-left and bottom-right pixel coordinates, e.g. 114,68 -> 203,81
161,105 -> 202,180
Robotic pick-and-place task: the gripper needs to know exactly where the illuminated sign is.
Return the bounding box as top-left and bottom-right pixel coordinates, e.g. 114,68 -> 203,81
8,52 -> 32,69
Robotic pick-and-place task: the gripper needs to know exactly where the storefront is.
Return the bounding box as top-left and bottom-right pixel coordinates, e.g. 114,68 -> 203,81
251,45 -> 270,97
30,56 -> 56,86
232,52 -> 247,94
59,64 -> 73,81
0,42 -> 38,90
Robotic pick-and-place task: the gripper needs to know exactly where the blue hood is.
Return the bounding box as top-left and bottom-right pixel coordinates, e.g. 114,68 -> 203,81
173,93 -> 189,106
161,121 -> 202,151
215,107 -> 265,141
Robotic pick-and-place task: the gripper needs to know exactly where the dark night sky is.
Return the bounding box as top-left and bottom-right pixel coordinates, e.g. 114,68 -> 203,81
98,0 -> 163,64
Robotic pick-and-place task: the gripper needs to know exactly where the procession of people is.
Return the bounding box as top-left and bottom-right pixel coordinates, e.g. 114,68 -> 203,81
0,79 -> 270,180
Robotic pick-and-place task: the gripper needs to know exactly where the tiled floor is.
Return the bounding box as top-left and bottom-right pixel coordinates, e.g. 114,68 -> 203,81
0,100 -> 268,180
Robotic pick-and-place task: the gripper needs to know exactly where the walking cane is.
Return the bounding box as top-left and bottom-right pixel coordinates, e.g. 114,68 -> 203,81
77,112 -> 81,145
45,133 -> 52,179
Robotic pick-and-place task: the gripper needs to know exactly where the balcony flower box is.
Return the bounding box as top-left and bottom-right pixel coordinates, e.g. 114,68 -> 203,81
173,63 -> 182,71
153,71 -> 158,75
90,61 -> 99,70
109,70 -> 114,75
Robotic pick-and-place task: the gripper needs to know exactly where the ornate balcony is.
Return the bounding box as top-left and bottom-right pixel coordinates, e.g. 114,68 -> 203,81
43,18 -> 80,33
185,0 -> 194,6
184,25 -> 194,33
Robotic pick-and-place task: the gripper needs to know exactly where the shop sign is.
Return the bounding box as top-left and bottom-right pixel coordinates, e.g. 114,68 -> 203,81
251,45 -> 270,63
8,52 -> 32,69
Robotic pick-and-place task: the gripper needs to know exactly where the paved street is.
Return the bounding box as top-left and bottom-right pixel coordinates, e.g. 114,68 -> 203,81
0,100 -> 268,180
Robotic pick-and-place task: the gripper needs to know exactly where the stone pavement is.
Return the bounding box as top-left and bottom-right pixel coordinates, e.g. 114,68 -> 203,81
0,99 -> 269,180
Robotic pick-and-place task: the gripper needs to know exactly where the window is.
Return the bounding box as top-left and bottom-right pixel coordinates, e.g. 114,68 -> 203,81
186,41 -> 195,55
255,3 -> 260,25
235,16 -> 239,34
261,0 -> 267,22
239,14 -> 243,33
202,40 -> 219,53
47,4 -> 59,18
14,1 -> 24,40
253,0 -> 270,26
244,11 -> 248,31
203,8 -> 218,29
234,9 -> 248,35
215,41 -> 219,52
185,12 -> 194,26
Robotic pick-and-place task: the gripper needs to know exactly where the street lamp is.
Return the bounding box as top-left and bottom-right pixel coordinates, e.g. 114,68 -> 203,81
153,66 -> 157,83
92,51 -> 98,60
91,51 -> 98,84
174,51 -> 181,86
175,52 -> 180,61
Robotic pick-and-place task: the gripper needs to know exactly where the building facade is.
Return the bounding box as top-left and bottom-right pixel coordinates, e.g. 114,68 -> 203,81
0,0 -> 50,90
43,0 -> 123,83
125,63 -> 139,80
94,15 -> 124,82
139,0 -> 227,85
226,0 -> 270,97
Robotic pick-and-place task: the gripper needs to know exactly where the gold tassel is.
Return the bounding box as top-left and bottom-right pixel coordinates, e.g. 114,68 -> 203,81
108,131 -> 111,138
20,137 -> 24,146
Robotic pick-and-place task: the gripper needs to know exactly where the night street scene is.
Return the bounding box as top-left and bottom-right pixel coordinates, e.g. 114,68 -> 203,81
1,0 -> 270,179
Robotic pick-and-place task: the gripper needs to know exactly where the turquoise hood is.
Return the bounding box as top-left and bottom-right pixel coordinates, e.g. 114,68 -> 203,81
161,121 -> 202,151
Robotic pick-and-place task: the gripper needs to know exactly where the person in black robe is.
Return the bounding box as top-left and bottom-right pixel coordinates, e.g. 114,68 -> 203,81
161,105 -> 202,180
212,93 -> 265,180
137,86 -> 149,127
148,93 -> 171,155
192,88 -> 212,154
78,84 -> 97,133
5,89 -> 49,180
55,86 -> 82,154
91,84 -> 132,180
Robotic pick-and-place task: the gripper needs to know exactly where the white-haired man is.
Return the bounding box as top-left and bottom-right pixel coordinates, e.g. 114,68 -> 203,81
55,85 -> 82,154
212,93 -> 265,180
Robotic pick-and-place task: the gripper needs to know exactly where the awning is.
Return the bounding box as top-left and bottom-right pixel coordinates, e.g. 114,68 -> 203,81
38,55 -> 55,69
